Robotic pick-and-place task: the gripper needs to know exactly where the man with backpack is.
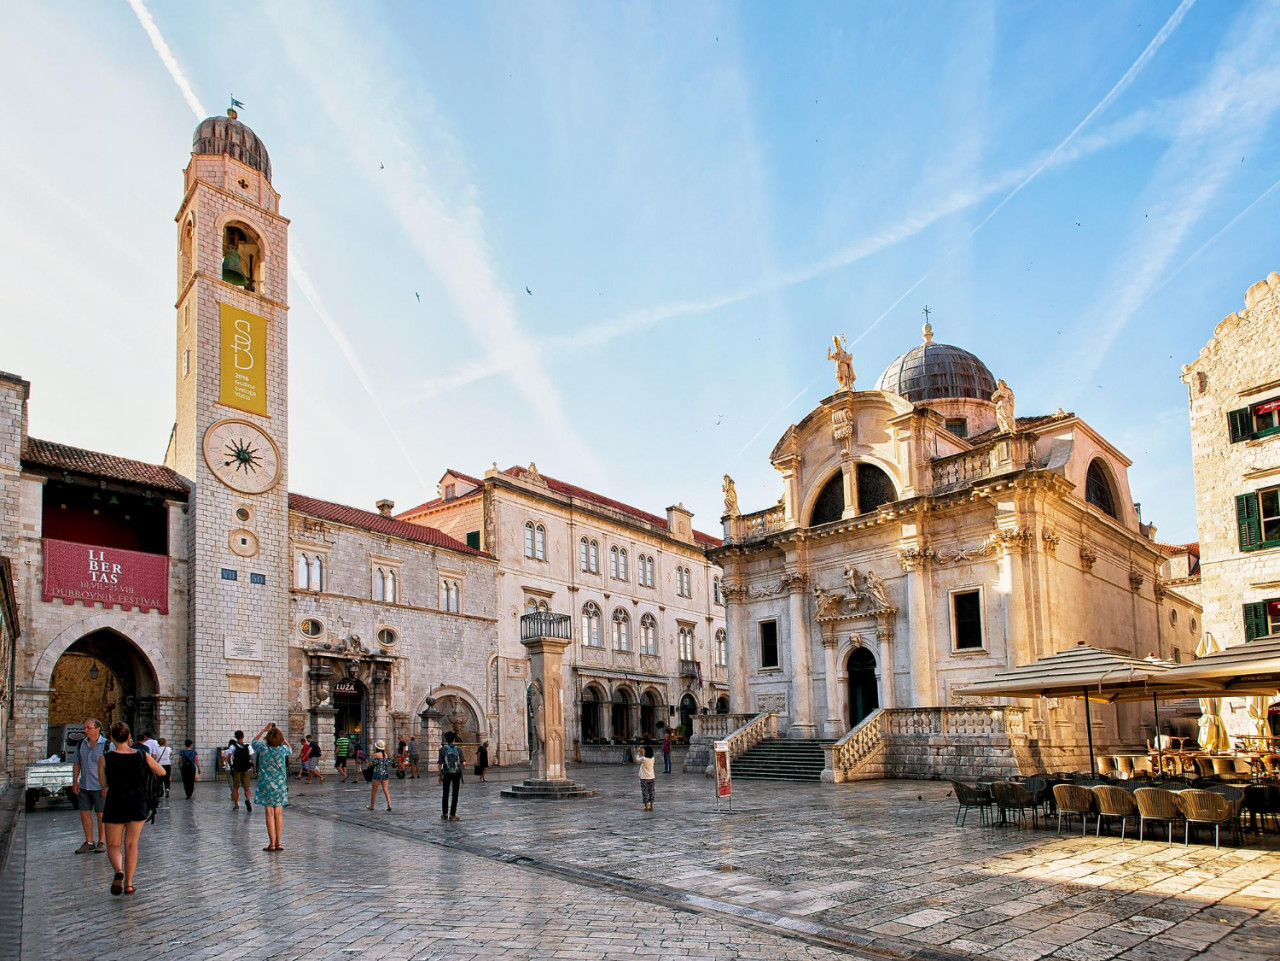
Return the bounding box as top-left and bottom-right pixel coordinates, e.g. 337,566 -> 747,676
437,731 -> 464,821
224,730 -> 254,812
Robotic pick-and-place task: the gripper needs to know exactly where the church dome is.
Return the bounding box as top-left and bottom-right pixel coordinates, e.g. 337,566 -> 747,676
192,110 -> 271,182
874,324 -> 997,403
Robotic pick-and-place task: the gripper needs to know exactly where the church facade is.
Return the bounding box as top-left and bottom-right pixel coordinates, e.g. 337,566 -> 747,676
712,327 -> 1202,772
0,113 -> 497,779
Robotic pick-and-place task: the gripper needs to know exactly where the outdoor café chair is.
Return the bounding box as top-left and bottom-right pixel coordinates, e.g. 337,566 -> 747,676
1177,789 -> 1240,848
1092,785 -> 1139,840
1053,784 -> 1095,836
992,781 -> 1038,828
1096,756 -> 1117,778
951,781 -> 994,827
1131,756 -> 1154,777
1134,788 -> 1183,844
1113,756 -> 1134,779
1193,755 -> 1216,778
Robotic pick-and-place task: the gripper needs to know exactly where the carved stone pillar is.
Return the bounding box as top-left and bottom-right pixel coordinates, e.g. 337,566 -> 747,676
899,549 -> 933,707
522,633 -> 571,781
785,570 -> 815,737
821,633 -> 842,738
724,583 -> 749,711
876,617 -> 897,709
996,527 -> 1034,665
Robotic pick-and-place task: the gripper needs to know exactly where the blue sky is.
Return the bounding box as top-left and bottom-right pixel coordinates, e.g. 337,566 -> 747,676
3,1 -> 1279,543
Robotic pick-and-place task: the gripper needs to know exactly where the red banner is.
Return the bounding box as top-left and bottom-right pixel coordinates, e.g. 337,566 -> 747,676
42,539 -> 169,614
1253,398 -> 1280,416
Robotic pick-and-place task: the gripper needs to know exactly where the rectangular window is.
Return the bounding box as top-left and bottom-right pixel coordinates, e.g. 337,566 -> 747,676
758,620 -> 779,669
1229,397 -> 1280,442
1244,599 -> 1280,640
467,531 -> 481,550
220,568 -> 238,581
952,590 -> 984,650
182,349 -> 190,378
944,418 -> 968,438
1237,488 -> 1280,551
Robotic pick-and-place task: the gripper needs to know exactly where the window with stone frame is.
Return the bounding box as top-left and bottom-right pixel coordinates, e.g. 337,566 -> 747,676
582,601 -> 602,647
580,537 -> 600,573
678,626 -> 694,661
589,539 -> 599,573
758,620 -> 779,669
713,577 -> 722,605
951,589 -> 984,650
295,552 -> 324,591
525,597 -> 549,614
610,545 -> 620,579
1228,397 -> 1280,443
618,548 -> 628,581
640,613 -> 658,655
612,609 -> 631,651
715,629 -> 727,667
1244,598 -> 1280,641
1237,486 -> 1280,552
638,554 -> 655,588
440,578 -> 462,613
525,522 -> 536,558
372,566 -> 398,604
534,524 -> 546,560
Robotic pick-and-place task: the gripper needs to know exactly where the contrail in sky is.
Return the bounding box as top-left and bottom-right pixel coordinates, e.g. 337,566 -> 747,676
125,0 -> 430,491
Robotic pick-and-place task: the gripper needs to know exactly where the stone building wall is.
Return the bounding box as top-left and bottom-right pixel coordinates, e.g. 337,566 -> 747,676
1182,272 -> 1280,650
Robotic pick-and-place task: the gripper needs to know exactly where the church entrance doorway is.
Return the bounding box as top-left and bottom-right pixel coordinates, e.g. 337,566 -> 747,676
333,677 -> 366,742
847,648 -> 879,727
47,630 -> 159,757
679,693 -> 697,740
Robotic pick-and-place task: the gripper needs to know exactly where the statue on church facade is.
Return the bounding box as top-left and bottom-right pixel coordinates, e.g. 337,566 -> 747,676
863,569 -> 889,609
722,474 -> 740,517
827,335 -> 855,391
992,379 -> 1016,434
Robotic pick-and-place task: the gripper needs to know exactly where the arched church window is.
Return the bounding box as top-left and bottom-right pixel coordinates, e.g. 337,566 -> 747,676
1085,459 -> 1118,518
856,463 -> 897,515
809,472 -> 844,526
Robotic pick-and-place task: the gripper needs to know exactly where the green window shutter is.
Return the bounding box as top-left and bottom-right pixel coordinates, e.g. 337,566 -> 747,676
1237,493 -> 1262,551
1244,601 -> 1269,641
1228,407 -> 1255,443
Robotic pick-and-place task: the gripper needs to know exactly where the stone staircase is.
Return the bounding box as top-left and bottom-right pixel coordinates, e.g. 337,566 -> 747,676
730,737 -> 832,782
500,778 -> 597,800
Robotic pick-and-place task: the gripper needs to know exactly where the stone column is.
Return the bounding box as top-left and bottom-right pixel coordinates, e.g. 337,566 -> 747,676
785,571 -> 815,737
522,632 -> 572,781
312,705 -> 337,758
900,552 -> 933,708
875,619 -> 896,709
725,586 -> 750,712
821,633 -> 843,738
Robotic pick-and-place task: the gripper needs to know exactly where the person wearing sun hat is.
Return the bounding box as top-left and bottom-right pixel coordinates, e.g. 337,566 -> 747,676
368,739 -> 392,812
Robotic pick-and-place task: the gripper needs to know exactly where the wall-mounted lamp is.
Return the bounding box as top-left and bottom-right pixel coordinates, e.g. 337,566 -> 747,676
89,663 -> 99,680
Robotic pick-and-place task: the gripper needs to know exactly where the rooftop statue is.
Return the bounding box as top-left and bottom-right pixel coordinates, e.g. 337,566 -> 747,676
992,379 -> 1016,434
722,474 -> 740,517
827,335 -> 855,391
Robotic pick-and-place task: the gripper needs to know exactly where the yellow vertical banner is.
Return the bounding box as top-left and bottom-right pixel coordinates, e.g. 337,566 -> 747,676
219,303 -> 268,416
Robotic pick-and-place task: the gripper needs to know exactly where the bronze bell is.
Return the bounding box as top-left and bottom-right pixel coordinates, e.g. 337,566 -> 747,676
221,249 -> 249,287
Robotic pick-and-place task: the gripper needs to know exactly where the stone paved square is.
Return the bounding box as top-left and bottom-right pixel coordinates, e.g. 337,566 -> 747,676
10,766 -> 1280,960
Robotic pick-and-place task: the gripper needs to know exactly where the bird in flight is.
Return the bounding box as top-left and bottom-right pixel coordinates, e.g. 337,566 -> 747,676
414,292 -> 420,302
379,162 -> 384,169
525,286 -> 533,296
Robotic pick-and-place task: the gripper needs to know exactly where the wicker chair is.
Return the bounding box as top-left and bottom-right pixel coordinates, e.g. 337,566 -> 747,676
1053,783 -> 1095,836
1096,755 -> 1117,778
992,781 -> 1038,828
1113,755 -> 1134,779
1262,755 -> 1280,777
1193,756 -> 1216,778
1211,757 -> 1245,781
1093,785 -> 1139,840
1131,756 -> 1154,777
952,781 -> 994,827
1134,788 -> 1183,844
1177,789 -> 1240,848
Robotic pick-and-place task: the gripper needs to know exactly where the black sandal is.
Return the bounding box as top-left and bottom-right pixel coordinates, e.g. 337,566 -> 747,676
111,872 -> 124,896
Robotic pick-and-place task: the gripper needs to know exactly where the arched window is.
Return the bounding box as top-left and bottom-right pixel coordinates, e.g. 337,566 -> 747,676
618,549 -> 628,581
296,553 -> 309,589
612,609 -> 631,651
579,536 -> 590,571
386,570 -> 397,604
582,602 -> 602,647
715,696 -> 730,714
676,567 -> 692,597
374,568 -> 386,601
535,524 -> 546,560
300,554 -> 323,592
856,463 -> 897,515
221,222 -> 263,292
640,613 -> 658,655
1086,459 -> 1118,518
589,539 -> 599,573
525,522 -> 536,558
525,597 -> 549,614
715,629 -> 727,667
678,627 -> 694,661
610,545 -> 620,578
810,472 -> 845,526
441,579 -> 461,613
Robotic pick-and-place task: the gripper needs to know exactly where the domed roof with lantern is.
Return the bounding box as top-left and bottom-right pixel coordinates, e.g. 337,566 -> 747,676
874,322 -> 997,403
192,108 -> 272,182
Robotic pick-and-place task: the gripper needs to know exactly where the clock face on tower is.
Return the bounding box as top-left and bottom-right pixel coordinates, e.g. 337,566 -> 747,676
203,418 -> 282,494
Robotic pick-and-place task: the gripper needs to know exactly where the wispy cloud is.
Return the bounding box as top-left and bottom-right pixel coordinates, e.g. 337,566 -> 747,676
125,0 -> 205,119
271,6 -> 599,473
1064,3 -> 1280,391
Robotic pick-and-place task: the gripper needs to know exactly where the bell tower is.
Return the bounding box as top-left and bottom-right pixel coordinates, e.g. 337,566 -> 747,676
170,109 -> 291,746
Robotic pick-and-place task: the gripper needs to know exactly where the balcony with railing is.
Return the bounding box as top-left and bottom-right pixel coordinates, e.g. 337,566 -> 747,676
678,659 -> 699,678
929,434 -> 1038,495
724,503 -> 786,545
520,611 -> 573,641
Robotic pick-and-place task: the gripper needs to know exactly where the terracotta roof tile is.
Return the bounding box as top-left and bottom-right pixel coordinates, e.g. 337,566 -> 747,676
396,485 -> 483,519
288,493 -> 490,557
1155,541 -> 1200,556
23,437 -> 189,495
501,466 -> 722,547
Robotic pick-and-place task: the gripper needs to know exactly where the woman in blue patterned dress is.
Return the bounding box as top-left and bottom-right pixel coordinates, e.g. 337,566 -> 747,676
368,739 -> 392,812
251,723 -> 291,851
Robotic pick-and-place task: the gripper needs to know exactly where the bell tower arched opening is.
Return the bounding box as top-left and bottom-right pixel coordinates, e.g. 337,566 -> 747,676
222,222 -> 263,292
47,630 -> 159,756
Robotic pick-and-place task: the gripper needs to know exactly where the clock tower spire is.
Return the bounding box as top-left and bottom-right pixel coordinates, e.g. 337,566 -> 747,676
171,109 -> 291,747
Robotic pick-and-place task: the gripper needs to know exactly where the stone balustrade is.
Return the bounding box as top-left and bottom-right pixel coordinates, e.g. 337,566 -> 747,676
929,435 -> 1037,495
692,713 -> 755,740
726,505 -> 786,544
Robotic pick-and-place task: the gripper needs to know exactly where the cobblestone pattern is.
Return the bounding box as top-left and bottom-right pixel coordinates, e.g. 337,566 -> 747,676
16,766 -> 1280,961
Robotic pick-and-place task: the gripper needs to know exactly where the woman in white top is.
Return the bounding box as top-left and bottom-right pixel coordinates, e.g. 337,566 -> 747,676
635,745 -> 656,811
155,738 -> 173,798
